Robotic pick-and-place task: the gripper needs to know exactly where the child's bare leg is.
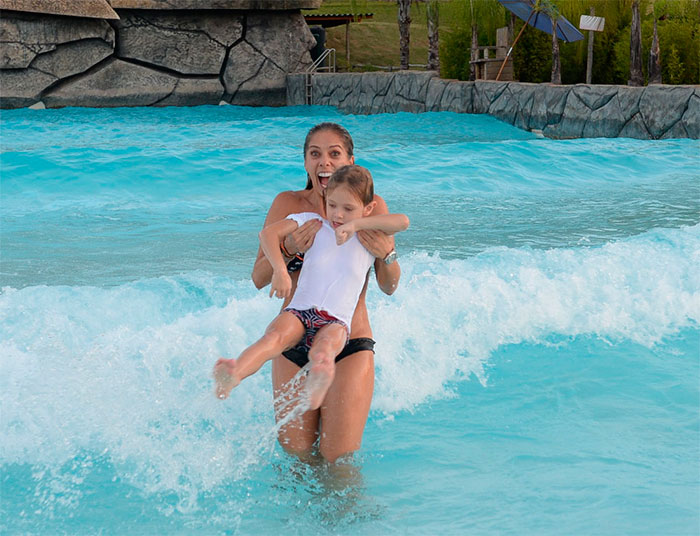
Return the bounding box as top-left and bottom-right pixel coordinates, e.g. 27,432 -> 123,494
214,312 -> 303,399
305,323 -> 347,410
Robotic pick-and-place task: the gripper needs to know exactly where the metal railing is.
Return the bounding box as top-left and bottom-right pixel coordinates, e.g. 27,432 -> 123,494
305,48 -> 336,105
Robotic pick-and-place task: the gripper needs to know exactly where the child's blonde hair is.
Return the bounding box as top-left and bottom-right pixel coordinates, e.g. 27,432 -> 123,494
326,165 -> 374,206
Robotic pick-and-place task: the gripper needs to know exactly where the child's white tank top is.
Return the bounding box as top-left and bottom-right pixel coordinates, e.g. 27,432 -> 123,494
285,212 -> 374,327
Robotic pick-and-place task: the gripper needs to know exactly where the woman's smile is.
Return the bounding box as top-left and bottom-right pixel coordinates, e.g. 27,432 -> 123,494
318,171 -> 332,189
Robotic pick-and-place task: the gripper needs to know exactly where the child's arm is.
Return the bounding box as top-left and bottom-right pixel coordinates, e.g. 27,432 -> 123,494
259,218 -> 301,298
336,213 -> 409,245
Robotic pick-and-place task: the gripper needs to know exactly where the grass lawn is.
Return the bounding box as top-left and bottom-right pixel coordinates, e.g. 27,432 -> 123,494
304,1 -> 467,72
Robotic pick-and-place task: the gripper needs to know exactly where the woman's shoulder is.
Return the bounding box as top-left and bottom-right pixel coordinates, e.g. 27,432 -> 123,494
273,189 -> 311,206
265,189 -> 315,224
270,189 -> 309,212
371,193 -> 389,214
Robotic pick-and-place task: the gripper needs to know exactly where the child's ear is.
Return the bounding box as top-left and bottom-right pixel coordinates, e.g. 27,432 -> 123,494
363,201 -> 377,216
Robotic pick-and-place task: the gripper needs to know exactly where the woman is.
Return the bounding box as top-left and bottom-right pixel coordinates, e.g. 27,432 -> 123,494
251,123 -> 400,463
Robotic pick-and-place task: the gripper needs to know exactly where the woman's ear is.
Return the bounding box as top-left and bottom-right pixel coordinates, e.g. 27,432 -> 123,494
350,155 -> 355,165
363,200 -> 377,216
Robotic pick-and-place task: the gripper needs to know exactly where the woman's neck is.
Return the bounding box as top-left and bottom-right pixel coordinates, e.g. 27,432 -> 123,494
302,188 -> 327,217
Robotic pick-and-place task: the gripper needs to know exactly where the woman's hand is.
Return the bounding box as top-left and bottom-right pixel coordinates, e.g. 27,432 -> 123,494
270,270 -> 292,299
357,229 -> 395,260
284,218 -> 322,254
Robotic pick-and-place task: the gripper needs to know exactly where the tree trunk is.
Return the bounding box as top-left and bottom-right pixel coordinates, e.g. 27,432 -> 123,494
398,0 -> 411,70
470,23 -> 478,81
648,17 -> 662,84
629,0 -> 644,86
551,18 -> 561,84
427,0 -> 439,71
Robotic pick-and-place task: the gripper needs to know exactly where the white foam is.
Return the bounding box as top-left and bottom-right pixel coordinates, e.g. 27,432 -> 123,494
1,225 -> 698,496
369,224 -> 700,413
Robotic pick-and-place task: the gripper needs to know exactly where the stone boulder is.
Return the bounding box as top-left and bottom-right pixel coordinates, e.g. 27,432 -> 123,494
681,89 -> 700,139
354,72 -> 393,114
472,80 -> 508,115
426,78 -> 473,114
115,11 -> 243,75
640,85 -> 696,139
582,86 -> 642,138
0,12 -> 114,108
387,70 -> 435,113
42,58 -> 223,108
311,72 -> 358,110
223,12 -> 314,106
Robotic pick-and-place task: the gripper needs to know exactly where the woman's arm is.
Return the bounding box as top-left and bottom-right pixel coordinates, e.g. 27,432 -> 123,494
357,195 -> 402,296
259,219 -> 299,276
259,218 -> 299,299
251,191 -> 323,290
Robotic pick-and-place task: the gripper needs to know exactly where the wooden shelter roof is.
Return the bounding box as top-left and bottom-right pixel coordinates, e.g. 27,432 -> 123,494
108,0 -> 321,9
304,13 -> 373,29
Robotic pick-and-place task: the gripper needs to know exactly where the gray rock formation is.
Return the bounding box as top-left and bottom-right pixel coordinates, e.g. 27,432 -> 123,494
115,11 -> 243,75
223,12 -> 314,106
42,58 -> 223,107
0,13 -> 114,107
1,6 -> 316,109
291,72 -> 698,140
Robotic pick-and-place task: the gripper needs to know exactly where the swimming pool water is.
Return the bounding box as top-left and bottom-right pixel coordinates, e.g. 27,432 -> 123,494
1,105 -> 699,535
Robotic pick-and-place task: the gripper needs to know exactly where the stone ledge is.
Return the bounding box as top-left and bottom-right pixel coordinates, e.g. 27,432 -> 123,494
290,72 -> 699,140
0,0 -> 119,19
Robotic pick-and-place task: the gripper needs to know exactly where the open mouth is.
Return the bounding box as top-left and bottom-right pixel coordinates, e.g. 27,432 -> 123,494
318,172 -> 332,188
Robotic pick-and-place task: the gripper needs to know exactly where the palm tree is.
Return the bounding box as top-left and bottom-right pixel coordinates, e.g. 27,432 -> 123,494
535,0 -> 562,84
648,16 -> 662,84
427,0 -> 440,71
398,0 -> 411,70
629,0 -> 644,85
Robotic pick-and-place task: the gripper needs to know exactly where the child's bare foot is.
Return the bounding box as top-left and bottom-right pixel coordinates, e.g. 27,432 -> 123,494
213,358 -> 241,399
305,355 -> 335,410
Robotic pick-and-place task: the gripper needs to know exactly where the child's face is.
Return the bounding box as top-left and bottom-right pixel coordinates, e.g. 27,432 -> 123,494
326,185 -> 371,228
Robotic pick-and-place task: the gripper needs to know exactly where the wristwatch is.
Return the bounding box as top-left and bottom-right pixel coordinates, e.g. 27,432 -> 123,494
383,249 -> 398,265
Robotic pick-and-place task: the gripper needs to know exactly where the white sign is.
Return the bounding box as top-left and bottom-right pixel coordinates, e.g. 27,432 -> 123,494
579,15 -> 605,32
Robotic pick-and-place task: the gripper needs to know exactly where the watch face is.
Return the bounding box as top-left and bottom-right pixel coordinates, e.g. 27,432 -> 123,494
384,251 -> 397,264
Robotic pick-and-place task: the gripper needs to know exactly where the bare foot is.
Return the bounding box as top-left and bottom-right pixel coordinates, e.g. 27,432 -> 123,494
305,355 -> 335,410
213,358 -> 241,399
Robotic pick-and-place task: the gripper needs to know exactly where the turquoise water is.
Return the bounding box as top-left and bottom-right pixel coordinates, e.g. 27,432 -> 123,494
1,105 -> 699,535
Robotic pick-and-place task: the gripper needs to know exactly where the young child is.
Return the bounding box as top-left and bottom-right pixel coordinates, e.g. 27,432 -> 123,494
213,165 -> 409,409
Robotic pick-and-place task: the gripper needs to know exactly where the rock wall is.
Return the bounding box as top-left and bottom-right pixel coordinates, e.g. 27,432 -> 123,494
0,4 -> 317,108
288,72 -> 699,140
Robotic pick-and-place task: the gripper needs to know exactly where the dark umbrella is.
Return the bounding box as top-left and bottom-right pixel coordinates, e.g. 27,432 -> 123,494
496,0 -> 584,80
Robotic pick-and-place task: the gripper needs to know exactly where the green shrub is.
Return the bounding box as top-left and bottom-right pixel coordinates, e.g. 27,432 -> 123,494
437,0 -> 699,84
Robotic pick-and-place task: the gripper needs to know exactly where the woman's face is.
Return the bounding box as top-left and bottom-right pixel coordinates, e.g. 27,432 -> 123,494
304,130 -> 354,194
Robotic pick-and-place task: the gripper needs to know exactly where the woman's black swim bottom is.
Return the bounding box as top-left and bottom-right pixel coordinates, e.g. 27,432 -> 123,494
281,337 -> 376,369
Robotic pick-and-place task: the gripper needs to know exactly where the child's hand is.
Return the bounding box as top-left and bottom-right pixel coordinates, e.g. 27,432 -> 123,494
335,222 -> 356,245
270,270 -> 292,299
